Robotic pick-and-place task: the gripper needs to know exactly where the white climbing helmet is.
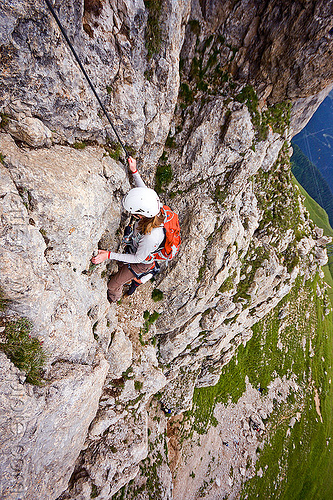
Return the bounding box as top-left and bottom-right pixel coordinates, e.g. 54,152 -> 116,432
122,187 -> 161,218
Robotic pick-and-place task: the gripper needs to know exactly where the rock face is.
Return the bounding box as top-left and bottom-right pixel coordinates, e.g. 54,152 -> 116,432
0,351 -> 109,500
0,0 -> 333,499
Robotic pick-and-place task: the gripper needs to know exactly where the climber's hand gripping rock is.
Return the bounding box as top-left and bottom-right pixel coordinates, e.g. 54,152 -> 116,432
91,250 -> 109,264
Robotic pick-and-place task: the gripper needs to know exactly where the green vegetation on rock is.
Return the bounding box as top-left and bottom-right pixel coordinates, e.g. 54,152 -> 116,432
112,412 -> 168,499
236,86 -> 291,141
73,141 -> 87,150
105,141 -> 123,161
140,310 -> 161,345
90,483 -> 99,498
155,152 -> 173,193
144,0 -> 162,58
0,112 -> 9,129
0,317 -> 47,385
235,85 -> 259,123
178,30 -> 232,110
254,145 -> 303,270
152,288 -> 164,302
230,146 -> 305,307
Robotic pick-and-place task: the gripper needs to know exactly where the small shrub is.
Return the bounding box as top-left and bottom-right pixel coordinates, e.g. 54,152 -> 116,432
144,0 -> 162,58
105,141 -> 122,161
215,184 -> 227,204
134,380 -> 143,391
148,311 -> 160,323
39,228 -> 47,237
219,275 -> 235,294
264,101 -> 291,135
144,68 -> 154,80
197,265 -> 206,282
0,318 -> 47,385
235,85 -> 259,118
91,483 -> 99,498
189,19 -> 200,35
73,141 -> 87,150
152,288 -> 164,301
122,366 -> 133,379
165,132 -> 177,148
141,310 -> 161,341
0,113 -> 9,129
155,163 -> 173,193
179,82 -> 194,106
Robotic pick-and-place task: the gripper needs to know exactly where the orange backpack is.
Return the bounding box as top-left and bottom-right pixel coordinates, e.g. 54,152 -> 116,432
152,205 -> 181,262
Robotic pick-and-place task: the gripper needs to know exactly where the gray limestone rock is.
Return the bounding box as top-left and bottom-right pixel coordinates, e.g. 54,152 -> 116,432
0,352 -> 109,500
159,366 -> 201,415
0,0 -> 333,498
6,116 -> 53,147
107,328 -> 133,379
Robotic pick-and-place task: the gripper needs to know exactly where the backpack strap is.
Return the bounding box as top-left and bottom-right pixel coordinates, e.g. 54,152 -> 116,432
157,227 -> 166,251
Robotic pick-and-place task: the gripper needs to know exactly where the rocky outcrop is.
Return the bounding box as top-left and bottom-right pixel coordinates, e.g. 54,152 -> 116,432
0,351 -> 109,500
0,0 -> 191,165
1,0 -> 333,499
1,0 -> 332,147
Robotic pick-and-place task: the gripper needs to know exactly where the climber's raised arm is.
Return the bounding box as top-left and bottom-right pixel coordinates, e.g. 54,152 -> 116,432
127,156 -> 146,188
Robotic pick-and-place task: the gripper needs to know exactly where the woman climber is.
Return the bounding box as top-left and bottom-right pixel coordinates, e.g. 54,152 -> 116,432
92,157 -> 180,303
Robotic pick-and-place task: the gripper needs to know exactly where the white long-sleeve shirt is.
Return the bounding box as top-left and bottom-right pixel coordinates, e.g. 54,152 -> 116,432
108,171 -> 164,264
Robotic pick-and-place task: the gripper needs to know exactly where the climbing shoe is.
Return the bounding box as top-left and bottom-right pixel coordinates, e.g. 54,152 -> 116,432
107,290 -> 116,304
126,280 -> 140,296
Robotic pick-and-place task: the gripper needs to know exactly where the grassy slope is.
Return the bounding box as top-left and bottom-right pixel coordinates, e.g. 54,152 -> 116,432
241,276 -> 333,500
241,179 -> 333,499
178,177 -> 333,500
293,177 -> 333,239
293,176 -> 333,301
244,180 -> 333,499
182,273 -> 333,500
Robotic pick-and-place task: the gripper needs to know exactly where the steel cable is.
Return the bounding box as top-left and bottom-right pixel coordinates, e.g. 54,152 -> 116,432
44,0 -> 129,158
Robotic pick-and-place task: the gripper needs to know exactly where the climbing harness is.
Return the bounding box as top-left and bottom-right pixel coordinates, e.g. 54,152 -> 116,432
122,216 -> 136,247
123,217 -> 161,285
123,205 -> 180,289
126,262 -> 160,297
44,0 -> 129,158
127,262 -> 160,283
121,216 -> 162,287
